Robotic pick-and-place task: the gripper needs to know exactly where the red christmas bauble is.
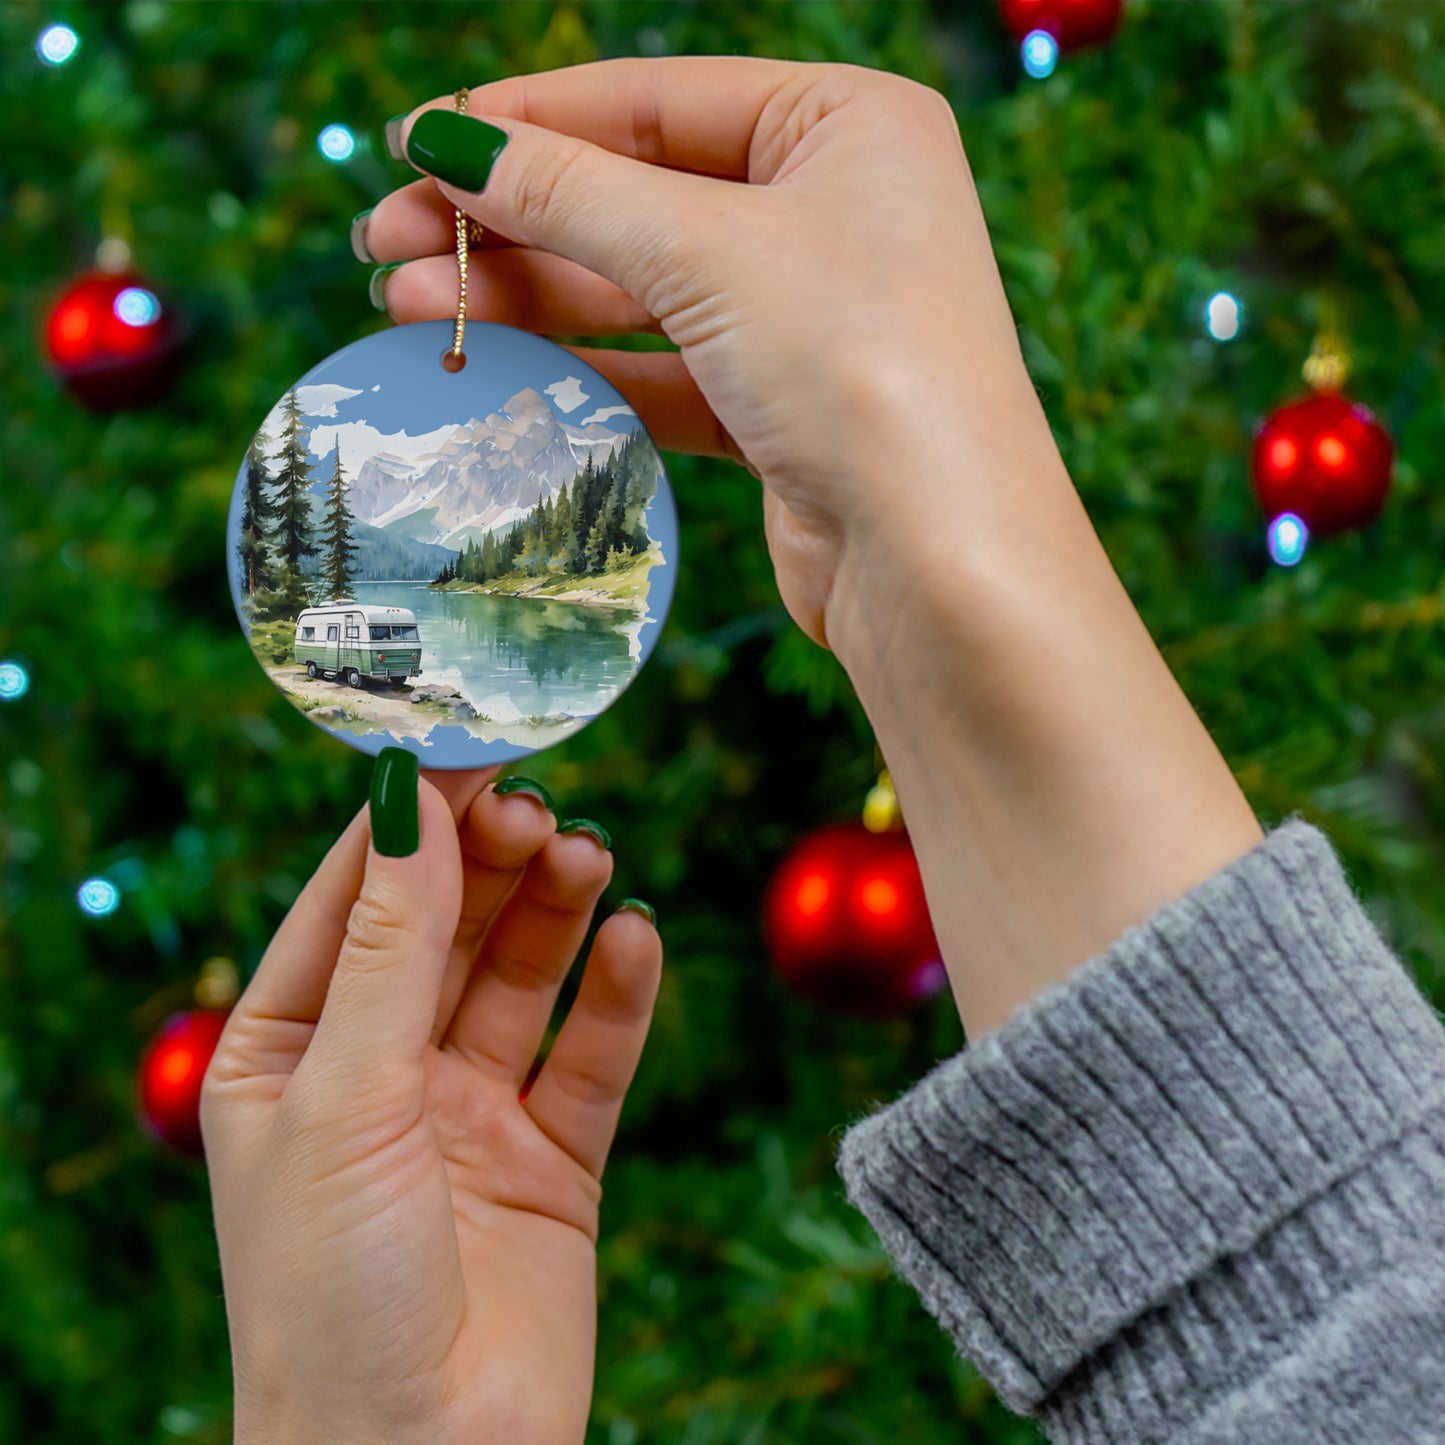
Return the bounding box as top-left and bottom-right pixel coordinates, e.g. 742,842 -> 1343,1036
998,0 -> 1124,49
137,1009 -> 230,1157
44,269 -> 182,410
1251,392 -> 1394,537
763,822 -> 945,1017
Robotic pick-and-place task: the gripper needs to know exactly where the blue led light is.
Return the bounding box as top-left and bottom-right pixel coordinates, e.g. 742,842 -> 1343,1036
1268,512 -> 1309,567
318,124 -> 356,162
1205,291 -> 1242,342
114,287 -> 161,328
0,661 -> 28,701
38,24 -> 79,66
1022,30 -> 1059,79
78,878 -> 121,918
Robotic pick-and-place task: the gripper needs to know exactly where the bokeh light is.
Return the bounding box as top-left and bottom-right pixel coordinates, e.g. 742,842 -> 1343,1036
1021,30 -> 1059,79
113,287 -> 161,328
77,878 -> 121,917
1205,291 -> 1242,341
37,24 -> 79,66
318,124 -> 356,162
1267,512 -> 1309,567
0,660 -> 29,701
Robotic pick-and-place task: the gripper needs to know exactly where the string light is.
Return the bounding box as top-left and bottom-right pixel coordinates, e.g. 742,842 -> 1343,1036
0,661 -> 29,701
1022,30 -> 1060,79
37,24 -> 79,66
1267,512 -> 1309,567
1205,291 -> 1242,342
318,124 -> 356,162
77,878 -> 121,917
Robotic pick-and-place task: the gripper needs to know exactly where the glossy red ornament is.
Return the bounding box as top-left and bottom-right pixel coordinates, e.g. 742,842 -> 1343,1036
44,269 -> 182,410
998,0 -> 1124,49
763,822 -> 945,1017
1251,392 -> 1394,537
137,1009 -> 230,1157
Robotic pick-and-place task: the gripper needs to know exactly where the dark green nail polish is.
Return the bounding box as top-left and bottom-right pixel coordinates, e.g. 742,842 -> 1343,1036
370,746 -> 419,857
617,897 -> 656,926
350,208 -> 375,264
368,261 -> 404,311
494,775 -> 556,812
558,818 -> 611,851
405,110 -> 510,192
384,113 -> 408,162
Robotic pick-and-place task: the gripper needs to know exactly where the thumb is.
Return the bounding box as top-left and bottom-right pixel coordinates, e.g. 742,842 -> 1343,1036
397,106 -> 746,319
303,749 -> 463,1090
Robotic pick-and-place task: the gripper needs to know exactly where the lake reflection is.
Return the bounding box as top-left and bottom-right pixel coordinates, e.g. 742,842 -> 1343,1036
352,581 -> 637,719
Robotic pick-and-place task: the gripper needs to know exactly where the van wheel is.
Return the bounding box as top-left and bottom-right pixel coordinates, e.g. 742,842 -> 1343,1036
305,661 -> 318,679
345,668 -> 361,688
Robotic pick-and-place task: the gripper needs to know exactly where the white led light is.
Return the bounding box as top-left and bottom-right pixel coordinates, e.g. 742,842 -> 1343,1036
78,878 -> 121,917
0,660 -> 29,700
38,24 -> 79,66
1267,512 -> 1308,567
1022,30 -> 1059,80
114,287 -> 161,327
318,124 -> 356,162
1205,291 -> 1243,342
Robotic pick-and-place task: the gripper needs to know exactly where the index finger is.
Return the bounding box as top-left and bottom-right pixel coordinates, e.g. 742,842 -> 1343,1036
409,55 -> 809,182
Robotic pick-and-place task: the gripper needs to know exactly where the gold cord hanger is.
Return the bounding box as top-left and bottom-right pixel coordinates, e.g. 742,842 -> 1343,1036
443,88 -> 486,372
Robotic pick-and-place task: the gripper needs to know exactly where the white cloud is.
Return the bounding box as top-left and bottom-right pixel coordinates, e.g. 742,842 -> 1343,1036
544,376 -> 589,413
308,420 -> 456,469
577,404 -> 636,429
258,383 -> 366,442
371,384 -> 381,392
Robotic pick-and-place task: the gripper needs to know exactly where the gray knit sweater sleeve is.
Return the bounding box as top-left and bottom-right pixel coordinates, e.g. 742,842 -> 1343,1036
835,818 -> 1445,1443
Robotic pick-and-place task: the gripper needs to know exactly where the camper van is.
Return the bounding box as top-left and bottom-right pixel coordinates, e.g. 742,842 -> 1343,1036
294,601 -> 423,688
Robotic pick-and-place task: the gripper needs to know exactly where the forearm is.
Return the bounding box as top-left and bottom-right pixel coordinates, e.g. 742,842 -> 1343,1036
826,390 -> 1262,1040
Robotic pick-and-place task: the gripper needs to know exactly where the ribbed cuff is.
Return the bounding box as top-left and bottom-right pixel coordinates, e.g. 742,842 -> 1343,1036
836,818 -> 1445,1436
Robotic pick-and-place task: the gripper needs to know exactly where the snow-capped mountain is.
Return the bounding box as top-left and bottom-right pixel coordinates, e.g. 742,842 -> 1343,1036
346,388 -> 629,548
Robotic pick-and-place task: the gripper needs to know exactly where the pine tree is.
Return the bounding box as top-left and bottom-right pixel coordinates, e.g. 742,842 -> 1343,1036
317,448 -> 357,601
271,388 -> 318,575
584,516 -> 608,574
237,424 -> 279,598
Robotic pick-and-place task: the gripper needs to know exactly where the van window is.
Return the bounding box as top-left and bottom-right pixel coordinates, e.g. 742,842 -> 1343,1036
301,626 -> 315,640
392,626 -> 419,641
369,626 -> 391,640
326,625 -> 339,642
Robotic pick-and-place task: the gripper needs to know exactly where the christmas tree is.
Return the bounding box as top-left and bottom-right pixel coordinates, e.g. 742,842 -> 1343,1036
2,4 -> 1443,1443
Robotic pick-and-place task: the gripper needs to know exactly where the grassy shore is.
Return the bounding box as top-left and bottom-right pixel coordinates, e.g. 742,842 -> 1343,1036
432,543 -> 660,607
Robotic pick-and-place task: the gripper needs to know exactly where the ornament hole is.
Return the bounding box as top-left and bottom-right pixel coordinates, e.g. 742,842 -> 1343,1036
440,349 -> 467,374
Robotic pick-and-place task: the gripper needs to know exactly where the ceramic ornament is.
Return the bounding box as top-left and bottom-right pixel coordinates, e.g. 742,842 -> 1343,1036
226,319 -> 678,767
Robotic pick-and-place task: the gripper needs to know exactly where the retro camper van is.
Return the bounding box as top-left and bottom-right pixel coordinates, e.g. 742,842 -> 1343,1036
293,600 -> 423,688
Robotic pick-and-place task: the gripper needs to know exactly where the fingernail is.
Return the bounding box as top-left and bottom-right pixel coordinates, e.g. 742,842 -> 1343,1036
370,746 -> 420,857
558,818 -> 611,851
350,208 -> 375,264
617,897 -> 656,926
384,113 -> 409,162
369,261 -> 404,311
493,775 -> 556,813
405,110 -> 510,192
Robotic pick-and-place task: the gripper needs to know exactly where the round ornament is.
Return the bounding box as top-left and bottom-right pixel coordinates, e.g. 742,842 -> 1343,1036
227,319 -> 678,767
1251,391 -> 1393,537
763,822 -> 946,1018
998,0 -> 1125,49
44,269 -> 182,410
137,1008 -> 230,1158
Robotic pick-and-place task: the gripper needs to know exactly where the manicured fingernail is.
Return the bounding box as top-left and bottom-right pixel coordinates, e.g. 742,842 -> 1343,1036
350,208 -> 375,264
617,898 -> 656,926
384,113 -> 409,162
370,747 -> 420,857
405,110 -> 510,192
369,261 -> 404,311
493,775 -> 556,813
558,817 -> 611,850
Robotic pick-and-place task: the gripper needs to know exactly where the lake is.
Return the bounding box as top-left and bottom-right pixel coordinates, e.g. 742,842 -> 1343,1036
350,580 -> 641,725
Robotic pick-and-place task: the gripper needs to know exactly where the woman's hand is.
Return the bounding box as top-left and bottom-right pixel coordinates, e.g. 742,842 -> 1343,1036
361,56 -> 1052,658
201,757 -> 661,1445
